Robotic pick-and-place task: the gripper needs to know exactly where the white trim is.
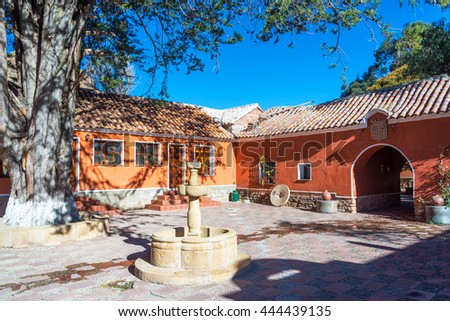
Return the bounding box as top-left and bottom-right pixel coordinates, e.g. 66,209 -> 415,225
194,144 -> 215,176
73,137 -> 80,192
168,143 -> 186,187
363,108 -> 392,125
388,112 -> 450,124
350,143 -> 415,198
92,138 -> 125,166
77,187 -> 165,193
75,126 -> 232,142
297,163 -> 312,181
235,187 -> 354,199
134,141 -> 162,167
0,193 -> 9,197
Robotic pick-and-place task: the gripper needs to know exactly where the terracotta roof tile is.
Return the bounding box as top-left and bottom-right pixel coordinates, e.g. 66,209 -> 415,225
238,75 -> 450,138
75,89 -> 233,140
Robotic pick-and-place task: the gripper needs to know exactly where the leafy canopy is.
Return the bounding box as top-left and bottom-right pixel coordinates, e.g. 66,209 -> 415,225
342,19 -> 450,96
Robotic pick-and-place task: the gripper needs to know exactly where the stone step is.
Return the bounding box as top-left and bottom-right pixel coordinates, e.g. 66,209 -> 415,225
163,190 -> 179,196
88,205 -> 109,212
157,195 -> 172,201
75,201 -> 84,208
171,200 -> 183,205
200,197 -> 212,202
74,196 -> 90,202
152,200 -> 171,206
97,209 -> 123,217
145,204 -> 189,211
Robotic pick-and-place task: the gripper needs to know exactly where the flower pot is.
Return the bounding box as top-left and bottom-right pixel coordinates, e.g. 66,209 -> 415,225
322,190 -> 332,201
425,206 -> 450,224
432,195 -> 445,206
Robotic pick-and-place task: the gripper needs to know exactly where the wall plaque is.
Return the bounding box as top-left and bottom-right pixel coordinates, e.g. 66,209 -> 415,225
370,118 -> 388,140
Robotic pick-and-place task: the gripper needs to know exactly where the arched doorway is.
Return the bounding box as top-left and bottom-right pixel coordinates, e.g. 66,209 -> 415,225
352,144 -> 414,212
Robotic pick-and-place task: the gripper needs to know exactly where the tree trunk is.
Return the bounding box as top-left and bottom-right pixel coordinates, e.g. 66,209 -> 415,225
0,1 -> 90,226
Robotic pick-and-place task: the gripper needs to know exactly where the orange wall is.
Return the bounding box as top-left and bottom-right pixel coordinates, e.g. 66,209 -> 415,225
235,116 -> 450,200
74,131 -> 235,192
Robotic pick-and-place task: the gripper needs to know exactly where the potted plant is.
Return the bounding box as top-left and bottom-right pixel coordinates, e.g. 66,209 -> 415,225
425,151 -> 450,224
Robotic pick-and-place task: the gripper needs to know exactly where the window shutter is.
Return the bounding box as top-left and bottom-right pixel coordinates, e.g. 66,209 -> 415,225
157,143 -> 162,166
209,146 -> 214,176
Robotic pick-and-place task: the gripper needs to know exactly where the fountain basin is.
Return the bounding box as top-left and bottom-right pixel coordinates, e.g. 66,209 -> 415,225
134,226 -> 251,285
151,226 -> 237,270
179,185 -> 210,197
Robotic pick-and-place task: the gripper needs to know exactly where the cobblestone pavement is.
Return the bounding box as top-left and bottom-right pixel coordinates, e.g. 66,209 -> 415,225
1,203 -> 449,301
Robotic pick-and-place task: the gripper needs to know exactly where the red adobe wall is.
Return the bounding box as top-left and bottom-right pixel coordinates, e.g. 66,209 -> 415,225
235,116 -> 450,212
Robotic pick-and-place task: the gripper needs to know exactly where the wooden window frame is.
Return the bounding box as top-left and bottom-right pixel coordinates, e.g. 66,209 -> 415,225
92,139 -> 124,166
194,145 -> 215,177
135,142 -> 162,167
259,161 -> 276,185
298,163 -> 312,181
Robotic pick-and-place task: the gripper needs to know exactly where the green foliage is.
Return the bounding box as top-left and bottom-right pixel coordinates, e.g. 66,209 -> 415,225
83,1 -> 247,96
366,64 -> 418,90
436,146 -> 450,207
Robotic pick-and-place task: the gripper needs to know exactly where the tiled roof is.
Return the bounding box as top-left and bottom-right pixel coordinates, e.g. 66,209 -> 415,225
200,103 -> 262,125
75,89 -> 233,140
238,75 -> 450,138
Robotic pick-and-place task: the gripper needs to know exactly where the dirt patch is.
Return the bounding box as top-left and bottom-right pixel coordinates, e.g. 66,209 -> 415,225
0,259 -> 134,294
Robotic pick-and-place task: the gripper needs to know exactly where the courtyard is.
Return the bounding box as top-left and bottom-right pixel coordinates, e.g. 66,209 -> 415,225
0,203 -> 449,301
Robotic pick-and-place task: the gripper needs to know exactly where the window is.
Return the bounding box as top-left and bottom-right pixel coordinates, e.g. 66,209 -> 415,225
298,163 -> 312,180
194,146 -> 214,176
259,161 -> 276,185
93,140 -> 123,166
135,142 -> 161,167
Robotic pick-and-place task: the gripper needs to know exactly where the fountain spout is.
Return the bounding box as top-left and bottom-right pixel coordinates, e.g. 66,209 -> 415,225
178,162 -> 210,236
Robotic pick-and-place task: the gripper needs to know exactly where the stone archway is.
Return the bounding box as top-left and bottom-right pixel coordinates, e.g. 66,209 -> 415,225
352,144 -> 414,212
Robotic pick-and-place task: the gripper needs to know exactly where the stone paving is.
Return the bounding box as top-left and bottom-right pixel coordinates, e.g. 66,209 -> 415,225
0,203 -> 449,301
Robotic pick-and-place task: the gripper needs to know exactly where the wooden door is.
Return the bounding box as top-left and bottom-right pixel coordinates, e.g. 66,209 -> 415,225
169,144 -> 185,188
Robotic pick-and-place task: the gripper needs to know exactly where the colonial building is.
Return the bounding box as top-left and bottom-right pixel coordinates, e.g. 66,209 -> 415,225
1,75 -> 449,217
234,74 -> 450,215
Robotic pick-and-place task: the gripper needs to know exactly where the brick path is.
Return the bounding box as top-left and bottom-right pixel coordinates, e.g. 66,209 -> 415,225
1,203 -> 449,301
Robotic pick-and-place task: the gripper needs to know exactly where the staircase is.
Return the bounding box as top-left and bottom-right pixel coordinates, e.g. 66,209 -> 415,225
75,196 -> 123,218
145,190 -> 221,211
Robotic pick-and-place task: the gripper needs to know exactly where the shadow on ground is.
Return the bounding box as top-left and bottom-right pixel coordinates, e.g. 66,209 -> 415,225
227,229 -> 450,301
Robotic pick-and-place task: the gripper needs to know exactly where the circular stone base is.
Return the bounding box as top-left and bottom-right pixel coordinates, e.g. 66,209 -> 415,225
316,200 -> 338,214
134,252 -> 251,285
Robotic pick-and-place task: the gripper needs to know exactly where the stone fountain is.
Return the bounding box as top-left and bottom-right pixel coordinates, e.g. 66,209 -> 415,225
134,162 -> 250,285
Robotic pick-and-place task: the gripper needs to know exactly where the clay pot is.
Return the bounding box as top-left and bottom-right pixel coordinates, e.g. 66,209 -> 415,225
322,190 -> 332,201
432,195 -> 445,206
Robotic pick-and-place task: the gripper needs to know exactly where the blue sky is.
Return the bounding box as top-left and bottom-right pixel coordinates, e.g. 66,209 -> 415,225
133,2 -> 449,110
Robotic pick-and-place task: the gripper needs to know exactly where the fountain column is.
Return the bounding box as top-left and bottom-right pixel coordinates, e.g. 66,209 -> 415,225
134,161 -> 250,285
178,162 -> 209,237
